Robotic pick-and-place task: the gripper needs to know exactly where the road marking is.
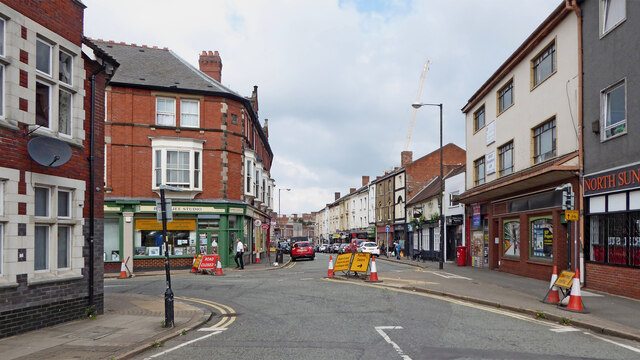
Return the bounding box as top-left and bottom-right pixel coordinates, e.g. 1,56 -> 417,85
550,327 -> 580,333
300,278 -> 313,281
425,271 -> 471,280
283,262 -> 297,269
378,277 -> 439,286
176,297 -> 236,330
144,330 -> 223,359
375,326 -> 412,360
584,332 -> 640,354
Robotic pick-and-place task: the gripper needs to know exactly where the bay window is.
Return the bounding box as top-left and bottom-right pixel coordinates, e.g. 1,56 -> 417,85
152,139 -> 203,191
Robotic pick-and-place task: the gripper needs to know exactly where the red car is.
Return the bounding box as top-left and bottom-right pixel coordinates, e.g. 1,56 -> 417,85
291,242 -> 315,261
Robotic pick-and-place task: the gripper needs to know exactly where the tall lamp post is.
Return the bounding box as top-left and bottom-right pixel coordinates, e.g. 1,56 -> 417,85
412,102 -> 444,270
157,184 -> 183,328
278,188 -> 291,238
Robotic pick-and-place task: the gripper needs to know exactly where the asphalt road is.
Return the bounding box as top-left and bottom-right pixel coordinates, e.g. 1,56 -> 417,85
106,254 -> 640,360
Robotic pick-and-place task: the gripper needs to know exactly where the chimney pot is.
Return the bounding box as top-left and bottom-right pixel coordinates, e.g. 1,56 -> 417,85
199,50 -> 223,82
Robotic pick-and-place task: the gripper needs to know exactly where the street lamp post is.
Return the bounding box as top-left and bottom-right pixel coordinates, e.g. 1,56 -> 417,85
157,184 -> 183,328
412,102 -> 444,270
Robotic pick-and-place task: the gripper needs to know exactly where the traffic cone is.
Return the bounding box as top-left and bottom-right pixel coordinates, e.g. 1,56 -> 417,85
564,268 -> 585,312
118,259 -> 128,279
256,252 -> 261,264
366,256 -> 382,283
543,266 -> 560,304
327,255 -> 334,278
215,256 -> 224,276
191,255 -> 198,273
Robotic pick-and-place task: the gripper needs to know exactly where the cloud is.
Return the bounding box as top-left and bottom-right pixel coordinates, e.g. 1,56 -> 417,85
83,0 -> 562,215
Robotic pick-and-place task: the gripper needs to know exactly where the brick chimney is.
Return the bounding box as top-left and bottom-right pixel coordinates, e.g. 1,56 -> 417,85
362,176 -> 370,186
350,188 -> 356,194
401,151 -> 413,167
198,50 -> 222,82
263,118 -> 268,139
335,192 -> 340,201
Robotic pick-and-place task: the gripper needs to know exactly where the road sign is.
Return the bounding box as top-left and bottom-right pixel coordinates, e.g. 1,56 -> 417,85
554,270 -> 575,289
565,210 -> 579,221
385,225 -> 390,233
198,255 -> 219,270
261,224 -> 269,230
333,253 -> 352,272
155,199 -> 172,222
349,253 -> 371,272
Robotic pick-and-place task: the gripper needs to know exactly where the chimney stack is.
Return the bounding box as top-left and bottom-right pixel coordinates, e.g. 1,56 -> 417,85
263,118 -> 269,139
401,151 -> 413,167
362,176 -> 370,186
334,192 -> 340,201
350,188 -> 356,194
198,50 -> 222,82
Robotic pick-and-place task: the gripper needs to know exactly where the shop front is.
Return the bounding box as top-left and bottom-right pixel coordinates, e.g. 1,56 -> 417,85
376,225 -> 392,255
584,163 -> 640,300
445,214 -> 464,261
468,203 -> 489,268
104,200 -> 267,271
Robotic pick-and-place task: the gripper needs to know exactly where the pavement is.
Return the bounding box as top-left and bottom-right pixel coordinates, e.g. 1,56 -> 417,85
1,253 -> 639,359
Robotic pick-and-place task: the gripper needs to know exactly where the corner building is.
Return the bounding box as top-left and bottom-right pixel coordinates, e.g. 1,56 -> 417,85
457,4 -> 581,280
96,42 -> 275,271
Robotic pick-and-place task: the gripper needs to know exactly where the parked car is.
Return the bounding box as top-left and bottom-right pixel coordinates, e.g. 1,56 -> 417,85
278,242 -> 290,254
291,242 -> 314,261
358,242 -> 380,256
331,243 -> 342,253
338,243 -> 351,254
319,244 -> 329,252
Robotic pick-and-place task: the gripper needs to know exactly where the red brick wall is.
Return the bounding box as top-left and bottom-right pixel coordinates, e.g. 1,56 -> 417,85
133,257 -> 193,271
405,143 -> 466,199
585,263 -> 640,300
0,0 -> 84,46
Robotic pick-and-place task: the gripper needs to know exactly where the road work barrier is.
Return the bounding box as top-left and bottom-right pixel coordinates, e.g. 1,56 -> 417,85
327,255 -> 335,278
542,266 -> 560,304
366,255 -> 382,283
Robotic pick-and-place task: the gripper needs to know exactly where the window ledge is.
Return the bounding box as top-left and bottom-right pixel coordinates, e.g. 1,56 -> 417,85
28,272 -> 83,286
601,130 -> 627,143
0,278 -> 19,289
152,189 -> 201,200
525,259 -> 553,266
0,118 -> 20,131
0,55 -> 10,66
497,103 -> 514,117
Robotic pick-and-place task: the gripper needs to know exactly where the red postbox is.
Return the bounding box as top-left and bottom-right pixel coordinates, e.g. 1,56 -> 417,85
456,246 -> 467,266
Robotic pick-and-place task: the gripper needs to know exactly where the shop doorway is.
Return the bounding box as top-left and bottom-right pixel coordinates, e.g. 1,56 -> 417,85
197,231 -> 219,256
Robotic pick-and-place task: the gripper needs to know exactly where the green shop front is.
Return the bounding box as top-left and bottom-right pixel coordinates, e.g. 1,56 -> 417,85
104,200 -> 269,272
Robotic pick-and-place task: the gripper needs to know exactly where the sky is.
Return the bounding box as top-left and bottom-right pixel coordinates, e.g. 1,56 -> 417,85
83,0 -> 563,215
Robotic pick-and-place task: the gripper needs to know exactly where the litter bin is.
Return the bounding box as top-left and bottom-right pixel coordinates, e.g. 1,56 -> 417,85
456,246 -> 467,266
276,249 -> 284,264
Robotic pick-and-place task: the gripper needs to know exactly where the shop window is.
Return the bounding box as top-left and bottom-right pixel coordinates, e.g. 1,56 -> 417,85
503,219 -> 520,257
631,212 -> 640,267
530,217 -> 553,260
57,226 -> 70,268
607,213 -> 627,265
104,218 -> 120,262
135,230 -> 193,257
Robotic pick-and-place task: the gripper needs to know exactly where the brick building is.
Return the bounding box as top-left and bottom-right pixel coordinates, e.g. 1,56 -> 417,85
94,41 -> 275,271
0,0 -> 117,337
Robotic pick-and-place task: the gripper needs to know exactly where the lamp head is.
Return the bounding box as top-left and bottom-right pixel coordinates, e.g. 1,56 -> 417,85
411,103 -> 422,109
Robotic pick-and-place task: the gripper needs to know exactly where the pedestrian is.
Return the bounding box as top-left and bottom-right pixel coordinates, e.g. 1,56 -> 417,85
234,238 -> 245,269
395,242 -> 402,260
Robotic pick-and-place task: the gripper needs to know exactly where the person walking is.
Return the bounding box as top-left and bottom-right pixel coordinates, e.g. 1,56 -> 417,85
234,238 -> 245,269
395,241 -> 402,260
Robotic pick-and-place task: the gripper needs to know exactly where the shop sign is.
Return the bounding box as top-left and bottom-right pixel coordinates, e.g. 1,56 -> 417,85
332,234 -> 340,239
104,205 -> 121,212
584,163 -> 640,196
261,224 -> 269,230
472,204 -> 481,227
486,151 -> 496,175
254,219 -> 262,227
139,205 -> 222,213
135,219 -> 196,231
447,215 -> 463,225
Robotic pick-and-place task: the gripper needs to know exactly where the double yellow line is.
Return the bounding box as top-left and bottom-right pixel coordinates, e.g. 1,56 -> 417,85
176,296 -> 236,330
283,262 -> 296,269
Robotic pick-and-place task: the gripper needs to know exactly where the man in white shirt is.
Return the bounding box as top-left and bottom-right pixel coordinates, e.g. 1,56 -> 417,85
234,238 -> 245,269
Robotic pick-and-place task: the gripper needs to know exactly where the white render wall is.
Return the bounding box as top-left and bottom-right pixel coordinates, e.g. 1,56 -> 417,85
444,171 -> 466,247
464,14 -> 580,188
353,190 -> 369,230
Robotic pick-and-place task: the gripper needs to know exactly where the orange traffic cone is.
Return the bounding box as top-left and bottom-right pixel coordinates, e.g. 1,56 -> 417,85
327,255 -> 334,278
118,259 -> 128,279
191,255 -> 198,273
256,252 -> 261,264
366,256 -> 382,283
215,256 -> 224,276
543,266 -> 560,304
564,268 -> 585,312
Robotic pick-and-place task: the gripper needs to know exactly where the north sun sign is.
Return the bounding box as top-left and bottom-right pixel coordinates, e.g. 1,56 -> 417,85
584,163 -> 640,196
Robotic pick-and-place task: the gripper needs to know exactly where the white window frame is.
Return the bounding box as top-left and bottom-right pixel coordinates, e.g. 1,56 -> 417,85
151,139 -> 203,191
36,81 -> 51,129
35,186 -> 50,218
601,79 -> 627,141
58,88 -> 73,137
36,38 -> 53,77
57,189 -> 71,219
34,225 -> 49,272
156,97 -> 176,126
58,49 -> 73,86
180,99 -> 200,128
0,18 -> 5,57
57,225 -> 71,269
0,180 -> 3,216
0,64 -> 4,119
600,0 -> 626,37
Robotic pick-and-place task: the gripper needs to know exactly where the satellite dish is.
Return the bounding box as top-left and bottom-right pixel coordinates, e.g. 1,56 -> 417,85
27,136 -> 72,167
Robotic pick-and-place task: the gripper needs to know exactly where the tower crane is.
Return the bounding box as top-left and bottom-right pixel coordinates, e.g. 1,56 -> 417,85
403,60 -> 430,151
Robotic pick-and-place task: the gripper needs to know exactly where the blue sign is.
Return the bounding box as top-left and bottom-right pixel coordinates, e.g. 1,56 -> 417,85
472,204 -> 481,227
385,225 -> 390,233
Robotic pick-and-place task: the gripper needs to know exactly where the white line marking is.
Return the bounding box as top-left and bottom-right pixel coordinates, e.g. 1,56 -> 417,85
375,326 -> 412,360
198,327 -> 228,332
584,332 -> 640,354
144,331 -> 222,359
550,327 -> 580,333
300,278 -> 313,280
426,271 -> 471,280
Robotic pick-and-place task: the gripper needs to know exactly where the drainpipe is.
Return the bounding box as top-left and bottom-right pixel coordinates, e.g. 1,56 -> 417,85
566,0 -> 584,281
88,61 -> 107,309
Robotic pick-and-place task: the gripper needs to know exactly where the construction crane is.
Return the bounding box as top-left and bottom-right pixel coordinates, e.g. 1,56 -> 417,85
403,59 -> 430,151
